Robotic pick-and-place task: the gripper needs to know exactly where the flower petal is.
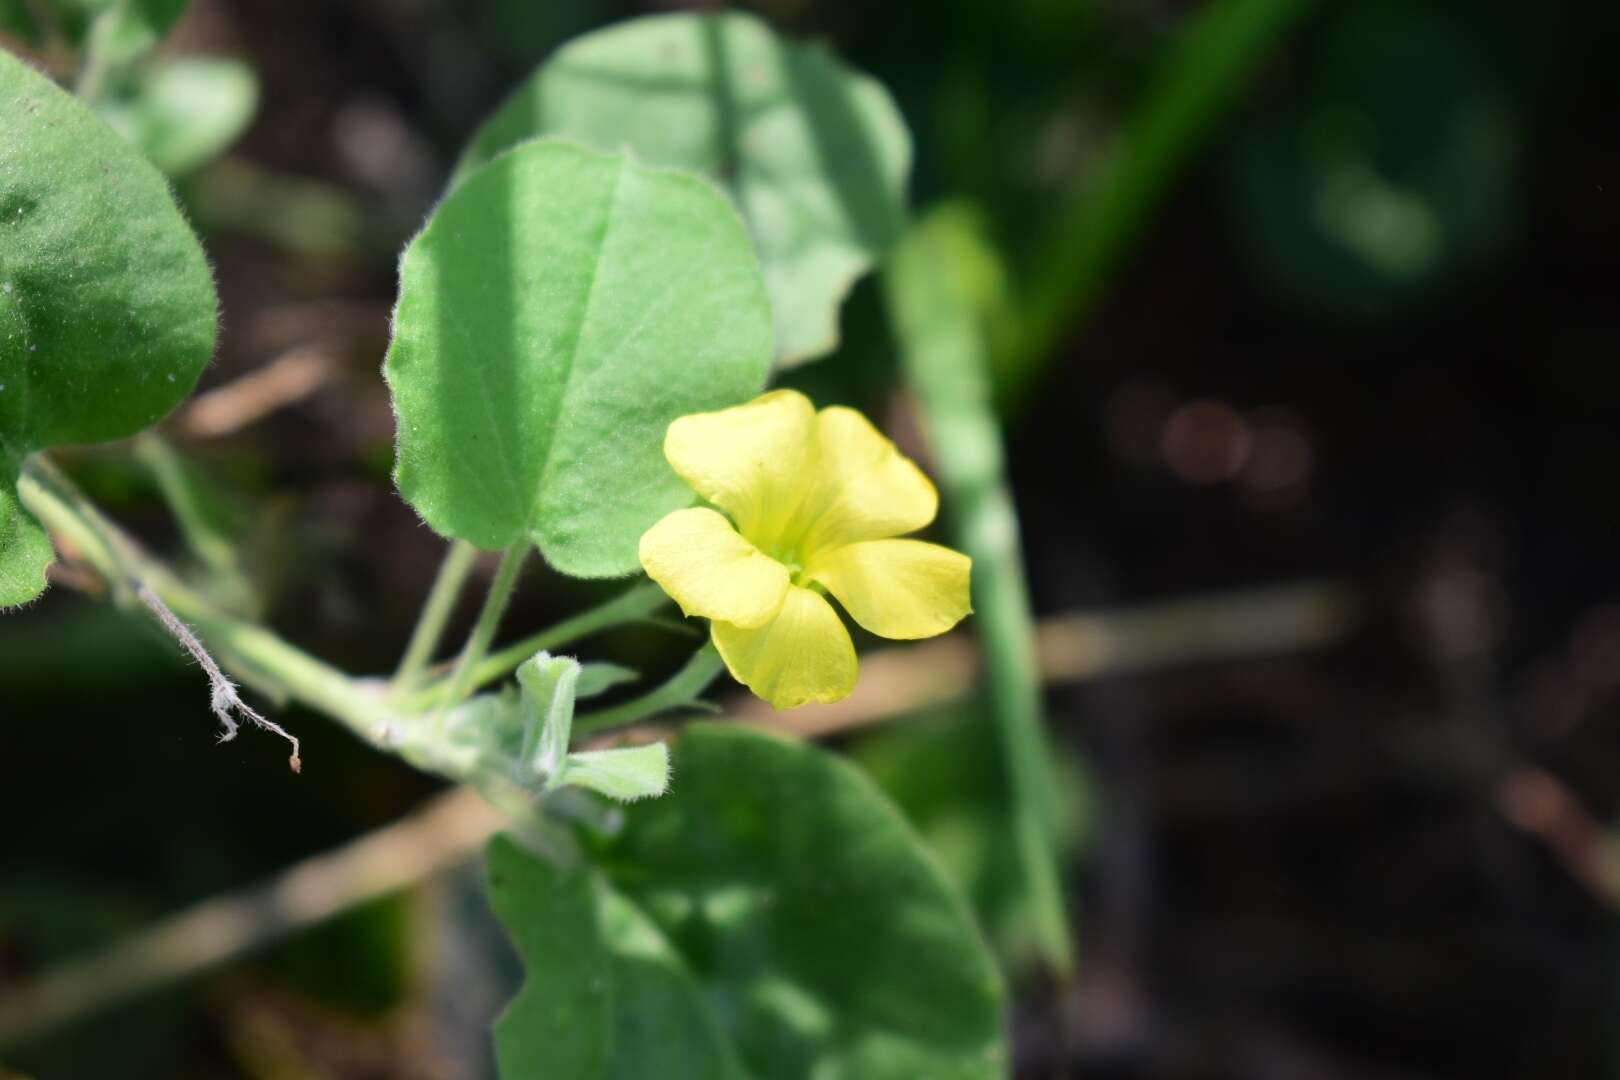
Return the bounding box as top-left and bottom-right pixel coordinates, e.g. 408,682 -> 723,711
663,389 -> 817,544
807,540 -> 972,640
712,586 -> 858,709
798,406 -> 938,556
639,508 -> 789,629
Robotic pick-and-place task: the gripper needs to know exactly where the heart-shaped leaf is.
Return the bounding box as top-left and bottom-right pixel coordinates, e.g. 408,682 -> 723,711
487,837 -> 747,1080
495,725 -> 1003,1079
457,12 -> 911,367
385,138 -> 772,576
0,49 -> 218,605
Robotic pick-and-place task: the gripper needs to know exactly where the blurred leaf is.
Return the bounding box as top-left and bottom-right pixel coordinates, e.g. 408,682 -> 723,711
1223,2 -> 1523,322
486,836 -> 746,1079
181,157 -> 388,258
100,58 -> 258,176
385,138 -> 772,576
0,48 -> 217,605
458,11 -> 912,367
855,697 -> 1092,975
593,724 -> 1008,1079
575,661 -> 638,699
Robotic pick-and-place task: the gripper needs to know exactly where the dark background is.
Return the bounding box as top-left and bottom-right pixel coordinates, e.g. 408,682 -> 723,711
4,0 -> 1620,1076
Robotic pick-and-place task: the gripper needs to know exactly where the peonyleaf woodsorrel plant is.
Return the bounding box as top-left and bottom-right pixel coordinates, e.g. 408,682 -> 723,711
0,9 -> 1045,1078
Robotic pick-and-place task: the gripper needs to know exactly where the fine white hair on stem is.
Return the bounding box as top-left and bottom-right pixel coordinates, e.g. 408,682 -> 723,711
136,584 -> 302,773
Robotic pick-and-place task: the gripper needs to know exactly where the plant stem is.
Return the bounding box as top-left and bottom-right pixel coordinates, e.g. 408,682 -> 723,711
16,456 -> 406,759
131,432 -> 257,614
72,9 -> 118,103
573,641 -> 725,738
393,539 -> 479,691
437,541 -> 528,714
885,217 -> 1075,977
401,581 -> 670,710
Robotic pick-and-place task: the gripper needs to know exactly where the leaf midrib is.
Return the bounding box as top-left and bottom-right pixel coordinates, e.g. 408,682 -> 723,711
524,150 -> 630,539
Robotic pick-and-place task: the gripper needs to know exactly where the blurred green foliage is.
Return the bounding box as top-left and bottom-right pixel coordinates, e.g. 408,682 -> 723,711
855,697 -> 1093,976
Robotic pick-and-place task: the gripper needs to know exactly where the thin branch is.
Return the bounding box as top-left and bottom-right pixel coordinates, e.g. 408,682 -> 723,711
17,456 -> 404,762
0,788 -> 504,1047
731,580 -> 1358,737
437,542 -> 528,715
573,641 -> 726,738
393,540 -> 480,692
401,581 -> 669,711
179,345 -> 338,438
1498,767 -> 1620,908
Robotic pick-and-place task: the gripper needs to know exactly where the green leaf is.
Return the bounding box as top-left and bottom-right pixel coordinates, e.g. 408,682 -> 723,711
575,660 -> 638,699
385,138 -> 772,576
0,469 -> 52,607
100,58 -> 258,176
486,836 -> 746,1080
0,48 -> 218,605
854,696 -> 1093,976
458,11 -> 911,366
558,743 -> 670,803
593,725 -> 1007,1079
486,839 -> 613,1079
517,650 -> 581,776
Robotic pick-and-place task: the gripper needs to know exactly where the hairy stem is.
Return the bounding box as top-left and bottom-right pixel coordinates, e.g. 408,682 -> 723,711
132,432 -> 258,614
71,9 -> 118,103
17,456 -> 406,761
437,541 -> 528,714
573,640 -> 726,739
402,581 -> 669,710
393,539 -> 479,691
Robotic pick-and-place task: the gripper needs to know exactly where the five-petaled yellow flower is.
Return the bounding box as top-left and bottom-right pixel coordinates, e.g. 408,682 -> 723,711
639,390 -> 972,709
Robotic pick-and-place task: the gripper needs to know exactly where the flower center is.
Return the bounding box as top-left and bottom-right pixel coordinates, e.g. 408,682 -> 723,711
773,548 -> 807,586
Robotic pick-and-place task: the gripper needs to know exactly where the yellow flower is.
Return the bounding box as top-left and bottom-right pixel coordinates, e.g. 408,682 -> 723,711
638,389 -> 972,709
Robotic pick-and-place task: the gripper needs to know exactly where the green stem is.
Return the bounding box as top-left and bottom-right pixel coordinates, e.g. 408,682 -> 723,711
573,641 -> 725,739
131,432 -> 257,614
393,540 -> 479,691
72,8 -> 120,104
16,456 -> 401,752
885,219 -> 1074,977
401,581 -> 669,710
437,542 -> 528,714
